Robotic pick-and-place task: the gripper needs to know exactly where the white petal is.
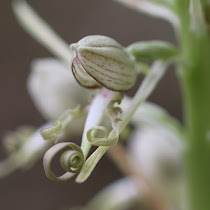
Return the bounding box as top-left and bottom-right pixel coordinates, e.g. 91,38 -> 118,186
27,58 -> 92,120
129,126 -> 183,208
87,178 -> 139,210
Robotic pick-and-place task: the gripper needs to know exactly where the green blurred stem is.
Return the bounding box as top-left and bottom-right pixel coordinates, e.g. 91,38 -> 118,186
176,1 -> 210,210
12,0 -> 71,65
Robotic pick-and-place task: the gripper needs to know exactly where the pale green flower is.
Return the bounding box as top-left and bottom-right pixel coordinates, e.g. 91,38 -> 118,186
70,35 -> 137,91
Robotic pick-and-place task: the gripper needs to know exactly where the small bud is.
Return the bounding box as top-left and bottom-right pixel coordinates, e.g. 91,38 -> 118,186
70,35 -> 137,91
0,123 -> 53,178
127,41 -> 178,61
3,126 -> 35,154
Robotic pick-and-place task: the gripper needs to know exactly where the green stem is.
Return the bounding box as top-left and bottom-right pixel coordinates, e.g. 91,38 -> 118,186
181,40 -> 210,210
176,1 -> 210,210
12,0 -> 71,65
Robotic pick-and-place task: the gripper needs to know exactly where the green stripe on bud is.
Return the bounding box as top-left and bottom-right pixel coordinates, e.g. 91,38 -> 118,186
127,41 -> 178,61
70,35 -> 137,92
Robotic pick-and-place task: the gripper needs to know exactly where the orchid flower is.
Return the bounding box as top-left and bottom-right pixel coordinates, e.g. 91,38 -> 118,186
6,0 -> 210,210
0,58 -> 93,177
4,1 -> 191,209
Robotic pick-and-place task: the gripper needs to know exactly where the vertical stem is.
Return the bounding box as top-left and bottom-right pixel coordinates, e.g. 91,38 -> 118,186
176,1 -> 210,209
180,39 -> 210,210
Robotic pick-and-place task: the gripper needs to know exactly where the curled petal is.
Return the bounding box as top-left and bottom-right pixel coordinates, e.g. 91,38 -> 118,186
87,126 -> 118,146
80,89 -> 116,159
41,122 -> 62,141
43,142 -> 84,182
41,106 -> 83,141
87,93 -> 124,146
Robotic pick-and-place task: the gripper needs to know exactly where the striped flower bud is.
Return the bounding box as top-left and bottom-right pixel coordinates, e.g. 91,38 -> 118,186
70,35 -> 137,91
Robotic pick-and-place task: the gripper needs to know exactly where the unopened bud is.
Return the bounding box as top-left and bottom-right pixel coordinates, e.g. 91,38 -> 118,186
127,41 -> 178,61
70,35 -> 137,91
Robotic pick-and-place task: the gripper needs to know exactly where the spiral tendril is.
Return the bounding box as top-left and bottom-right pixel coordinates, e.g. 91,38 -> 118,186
41,106 -> 83,141
87,93 -> 124,146
43,142 -> 84,182
60,150 -> 83,173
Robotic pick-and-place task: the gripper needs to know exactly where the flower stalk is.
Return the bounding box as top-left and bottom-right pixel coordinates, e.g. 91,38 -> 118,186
176,1 -> 210,210
12,0 -> 71,65
115,0 -> 179,27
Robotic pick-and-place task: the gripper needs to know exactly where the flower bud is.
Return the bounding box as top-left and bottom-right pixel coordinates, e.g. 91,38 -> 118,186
3,126 -> 35,154
70,35 -> 137,91
127,41 -> 178,61
0,123 -> 53,178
